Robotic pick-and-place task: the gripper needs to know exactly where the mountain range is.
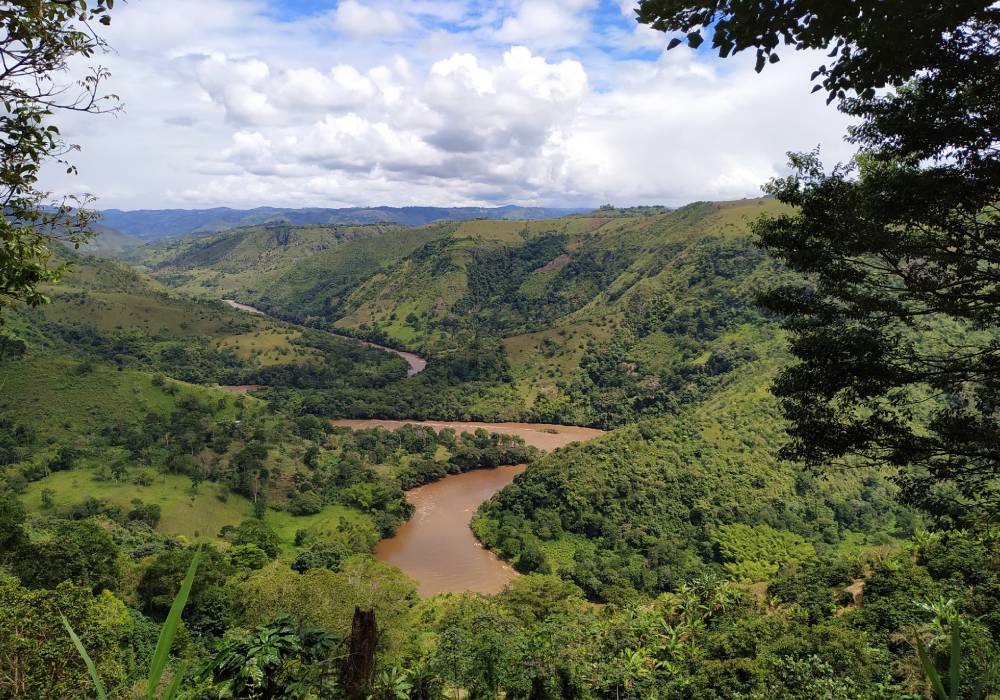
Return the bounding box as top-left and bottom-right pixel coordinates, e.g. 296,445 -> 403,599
95,204 -> 594,242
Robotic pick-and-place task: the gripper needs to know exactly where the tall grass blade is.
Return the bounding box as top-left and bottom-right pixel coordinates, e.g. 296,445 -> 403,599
161,661 -> 187,700
917,634 -> 950,700
61,615 -> 109,700
948,616 -> 961,700
147,546 -> 202,699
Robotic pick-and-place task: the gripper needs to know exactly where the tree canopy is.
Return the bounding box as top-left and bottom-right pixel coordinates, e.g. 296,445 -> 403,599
641,0 -> 1000,524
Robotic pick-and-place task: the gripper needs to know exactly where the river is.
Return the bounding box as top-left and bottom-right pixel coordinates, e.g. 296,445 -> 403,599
375,464 -> 527,596
221,297 -> 603,594
330,419 -> 605,452
221,299 -> 427,377
340,419 -> 605,596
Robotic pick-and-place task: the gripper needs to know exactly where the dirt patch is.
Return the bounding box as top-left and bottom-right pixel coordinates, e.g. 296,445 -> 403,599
536,253 -> 571,272
215,384 -> 263,394
845,579 -> 865,607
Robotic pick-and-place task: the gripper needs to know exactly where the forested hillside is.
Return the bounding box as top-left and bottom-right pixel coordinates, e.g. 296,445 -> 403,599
3,186 -> 995,697
2,0 -> 998,696
140,198 -> 788,427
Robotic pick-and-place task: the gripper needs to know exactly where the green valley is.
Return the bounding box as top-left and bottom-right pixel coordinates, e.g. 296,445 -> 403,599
2,1 -> 998,698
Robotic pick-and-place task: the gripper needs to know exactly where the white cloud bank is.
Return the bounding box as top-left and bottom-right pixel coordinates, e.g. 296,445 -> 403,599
39,0 -> 854,209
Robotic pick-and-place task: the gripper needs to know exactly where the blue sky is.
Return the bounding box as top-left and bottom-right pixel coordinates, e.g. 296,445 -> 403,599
41,0 -> 853,209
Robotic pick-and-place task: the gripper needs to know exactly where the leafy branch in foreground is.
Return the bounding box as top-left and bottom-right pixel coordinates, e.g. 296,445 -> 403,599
0,0 -> 120,314
63,546 -> 203,699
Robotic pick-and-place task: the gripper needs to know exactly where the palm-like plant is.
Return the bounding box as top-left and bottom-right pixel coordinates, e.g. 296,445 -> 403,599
372,666 -> 414,700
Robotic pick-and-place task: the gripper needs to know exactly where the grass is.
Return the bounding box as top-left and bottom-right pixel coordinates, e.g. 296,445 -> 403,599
266,506 -> 375,558
0,354 -> 212,441
214,328 -> 317,366
21,467 -> 253,543
21,463 -> 376,556
504,321 -> 611,403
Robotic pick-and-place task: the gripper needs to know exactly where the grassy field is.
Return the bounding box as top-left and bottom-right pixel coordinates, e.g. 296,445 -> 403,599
0,353 -> 234,442
21,464 -> 376,558
21,467 -> 253,543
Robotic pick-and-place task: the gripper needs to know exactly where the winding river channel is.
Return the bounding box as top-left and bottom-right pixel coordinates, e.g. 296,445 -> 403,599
221,299 -> 427,376
335,420 -> 605,596
220,299 -> 605,594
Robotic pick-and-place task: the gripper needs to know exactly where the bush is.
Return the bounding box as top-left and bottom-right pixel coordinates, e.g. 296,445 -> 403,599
230,544 -> 270,570
230,519 -> 281,559
289,490 -> 324,516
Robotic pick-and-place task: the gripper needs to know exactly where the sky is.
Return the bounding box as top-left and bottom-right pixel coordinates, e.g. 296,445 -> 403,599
39,0 -> 856,210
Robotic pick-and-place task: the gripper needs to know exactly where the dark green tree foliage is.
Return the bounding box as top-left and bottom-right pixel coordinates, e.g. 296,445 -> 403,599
0,413 -> 35,466
228,518 -> 281,559
639,1 -> 1000,523
14,519 -> 120,593
0,491 -> 26,551
291,518 -> 380,574
199,615 -> 340,699
137,546 -> 235,634
636,0 -> 993,101
0,575 -> 132,699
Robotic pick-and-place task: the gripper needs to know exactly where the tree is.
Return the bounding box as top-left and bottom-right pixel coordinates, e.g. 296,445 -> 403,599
0,0 -> 118,313
636,1 -> 995,102
638,1 -> 1000,524
230,518 -> 281,559
0,575 -> 130,699
14,519 -> 120,592
137,547 -> 234,634
0,491 -> 26,550
199,615 -> 340,699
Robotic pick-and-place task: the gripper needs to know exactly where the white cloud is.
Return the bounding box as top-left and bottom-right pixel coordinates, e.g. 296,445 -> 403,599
38,0 -> 854,209
495,0 -> 597,50
332,0 -> 409,37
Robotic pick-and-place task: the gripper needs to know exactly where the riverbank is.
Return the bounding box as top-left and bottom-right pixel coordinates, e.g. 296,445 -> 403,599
335,419 -> 605,595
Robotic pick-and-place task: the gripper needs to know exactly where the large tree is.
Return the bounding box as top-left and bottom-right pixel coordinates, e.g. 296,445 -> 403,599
637,1 -> 1000,524
0,0 -> 116,313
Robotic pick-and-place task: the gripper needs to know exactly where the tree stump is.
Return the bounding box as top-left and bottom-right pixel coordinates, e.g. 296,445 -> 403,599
342,607 -> 377,699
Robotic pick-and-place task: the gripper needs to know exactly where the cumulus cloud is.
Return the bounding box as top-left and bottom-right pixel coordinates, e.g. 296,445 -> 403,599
495,0 -> 598,50
38,0 -> 854,209
332,0 -> 410,37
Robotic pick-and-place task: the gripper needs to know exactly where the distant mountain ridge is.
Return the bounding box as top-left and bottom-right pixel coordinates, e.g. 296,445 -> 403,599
99,204 -> 592,241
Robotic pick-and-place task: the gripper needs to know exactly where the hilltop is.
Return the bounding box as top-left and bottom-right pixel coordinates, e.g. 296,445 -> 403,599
97,204 -> 592,242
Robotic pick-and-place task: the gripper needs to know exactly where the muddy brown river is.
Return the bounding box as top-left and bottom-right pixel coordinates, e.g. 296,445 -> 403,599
222,300 -> 603,593
338,419 -> 605,596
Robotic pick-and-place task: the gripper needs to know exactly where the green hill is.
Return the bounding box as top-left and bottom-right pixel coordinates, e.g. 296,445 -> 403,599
127,197 -> 918,604
15,250 -> 408,387
136,198 -> 792,426
474,340 -> 912,600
